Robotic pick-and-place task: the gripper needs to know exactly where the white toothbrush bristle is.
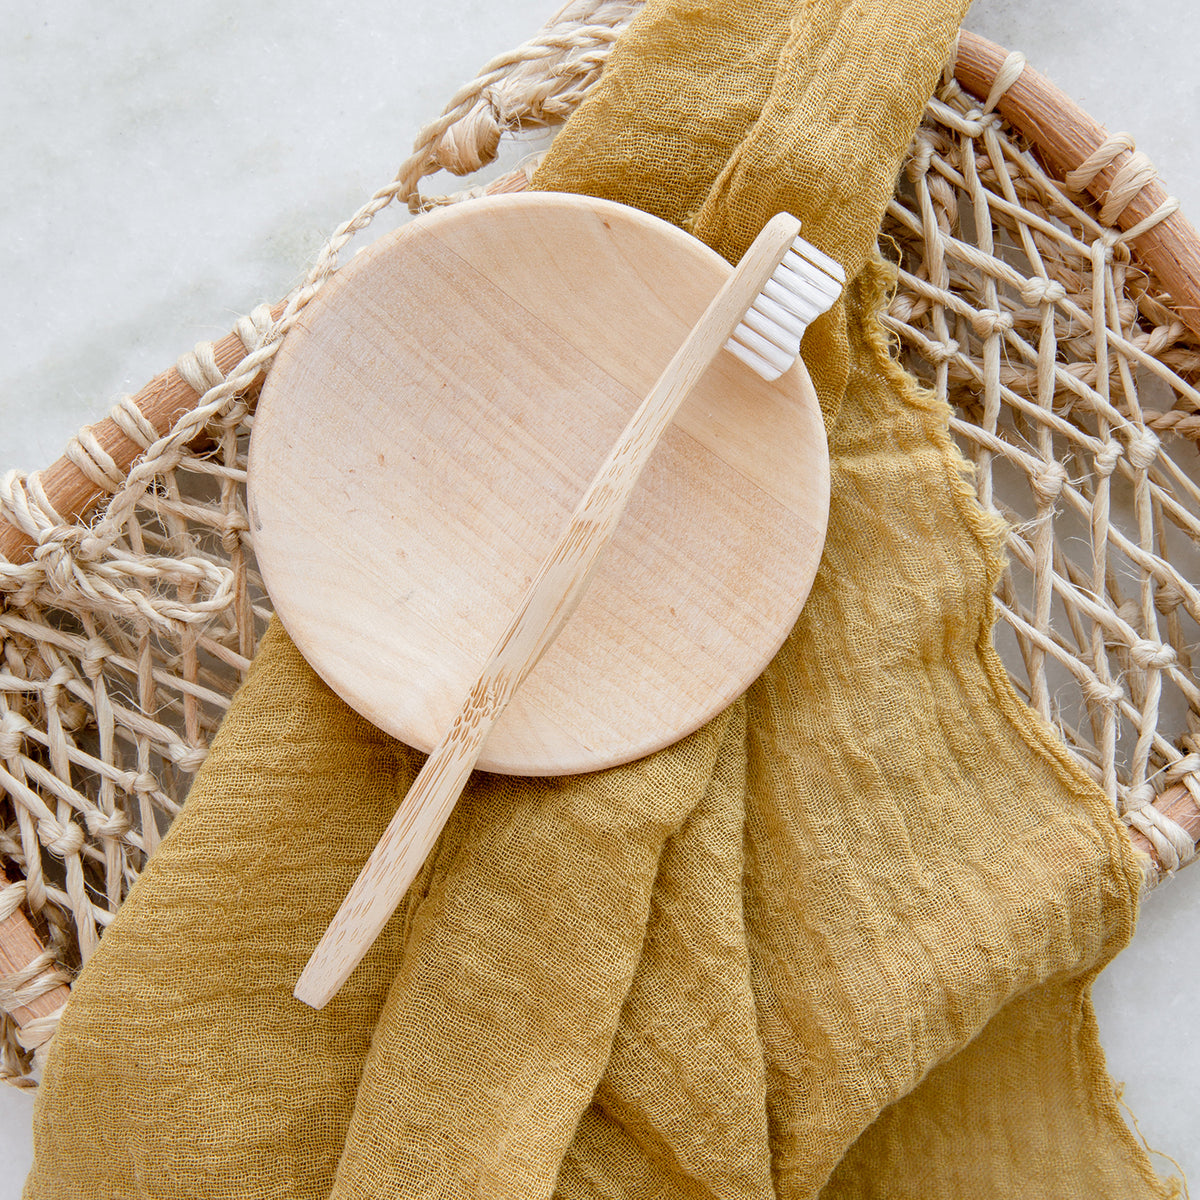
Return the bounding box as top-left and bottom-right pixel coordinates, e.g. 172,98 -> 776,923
729,322 -> 796,376
788,240 -> 847,285
724,233 -> 845,381
750,291 -> 807,340
725,337 -> 784,381
742,304 -> 799,353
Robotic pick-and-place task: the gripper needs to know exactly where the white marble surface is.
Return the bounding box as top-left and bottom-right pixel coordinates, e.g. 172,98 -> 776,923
2,0 -> 1199,1191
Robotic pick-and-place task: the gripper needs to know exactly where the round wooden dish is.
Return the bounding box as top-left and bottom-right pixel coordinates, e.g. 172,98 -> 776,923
248,192 -> 829,776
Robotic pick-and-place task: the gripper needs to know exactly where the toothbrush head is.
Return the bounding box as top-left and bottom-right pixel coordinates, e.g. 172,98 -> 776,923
724,236 -> 846,381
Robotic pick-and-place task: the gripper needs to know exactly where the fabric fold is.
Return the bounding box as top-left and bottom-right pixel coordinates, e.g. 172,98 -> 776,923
25,0 -> 1176,1197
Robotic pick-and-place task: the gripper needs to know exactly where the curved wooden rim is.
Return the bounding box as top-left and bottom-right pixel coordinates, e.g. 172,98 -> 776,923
1,29 -> 1195,1040
0,866 -> 70,1047
952,31 -> 1200,868
955,31 -> 1200,341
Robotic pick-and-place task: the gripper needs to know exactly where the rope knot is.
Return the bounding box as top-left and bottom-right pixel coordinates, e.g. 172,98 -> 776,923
1124,782 -> 1157,812
44,819 -> 85,858
84,809 -> 132,839
82,636 -> 113,680
235,304 -> 277,354
1155,581 -> 1186,614
1081,676 -> 1124,707
133,771 -> 160,795
959,107 -> 990,138
1126,429 -> 1160,470
1019,277 -> 1066,306
970,308 -> 1013,339
1129,639 -> 1176,670
168,743 -> 210,773
219,509 -> 250,554
217,396 -> 249,433
39,665 -> 75,710
0,711 -> 30,760
433,99 -> 502,175
926,338 -> 959,365
176,341 -> 226,396
1099,149 -> 1159,226
31,538 -> 79,594
906,131 -> 936,179
1030,461 -> 1068,505
1094,439 -> 1122,477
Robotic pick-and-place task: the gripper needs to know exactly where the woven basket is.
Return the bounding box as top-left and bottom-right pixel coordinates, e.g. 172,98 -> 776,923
2,0 -> 1199,1086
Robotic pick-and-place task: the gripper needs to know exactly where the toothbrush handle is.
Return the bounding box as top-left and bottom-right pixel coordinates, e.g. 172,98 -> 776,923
293,214 -> 803,1009
292,692 -> 495,1010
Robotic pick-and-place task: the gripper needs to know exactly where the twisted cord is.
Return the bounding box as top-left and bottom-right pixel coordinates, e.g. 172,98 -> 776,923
1065,132 -> 1180,240
981,49 -> 1026,112
0,948 -> 71,1016
5,2 -> 643,592
398,6 -> 638,205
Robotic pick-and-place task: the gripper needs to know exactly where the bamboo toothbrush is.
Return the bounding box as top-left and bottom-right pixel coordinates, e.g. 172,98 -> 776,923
293,212 -> 845,1009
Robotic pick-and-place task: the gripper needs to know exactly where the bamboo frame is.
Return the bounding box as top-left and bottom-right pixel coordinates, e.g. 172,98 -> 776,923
955,32 -> 1200,342
0,867 -> 69,1049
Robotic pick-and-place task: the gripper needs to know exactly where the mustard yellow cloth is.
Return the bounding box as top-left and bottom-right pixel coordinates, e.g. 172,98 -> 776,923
26,0 -> 1177,1196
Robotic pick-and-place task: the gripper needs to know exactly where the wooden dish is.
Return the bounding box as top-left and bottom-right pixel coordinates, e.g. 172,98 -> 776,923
247,191 -> 829,776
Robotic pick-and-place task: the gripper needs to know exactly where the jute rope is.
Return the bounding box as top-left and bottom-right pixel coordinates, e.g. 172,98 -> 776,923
2,0 -> 1199,1082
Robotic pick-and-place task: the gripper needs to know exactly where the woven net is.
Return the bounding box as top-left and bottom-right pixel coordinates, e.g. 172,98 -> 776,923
883,74 -> 1200,847
2,0 -> 1199,1084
